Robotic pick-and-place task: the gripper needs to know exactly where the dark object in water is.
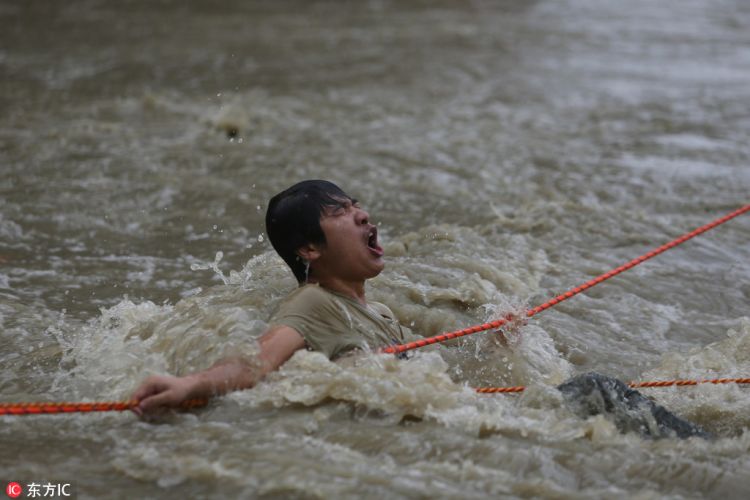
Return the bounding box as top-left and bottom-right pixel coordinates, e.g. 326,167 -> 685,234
558,372 -> 712,439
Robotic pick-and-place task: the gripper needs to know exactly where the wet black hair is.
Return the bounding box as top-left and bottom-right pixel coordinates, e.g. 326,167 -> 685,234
265,180 -> 353,284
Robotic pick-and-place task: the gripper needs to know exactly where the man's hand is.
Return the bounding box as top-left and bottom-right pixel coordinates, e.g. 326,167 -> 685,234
492,312 -> 528,347
131,374 -> 197,416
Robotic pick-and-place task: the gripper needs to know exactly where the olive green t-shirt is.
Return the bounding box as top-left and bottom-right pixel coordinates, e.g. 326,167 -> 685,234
270,284 -> 419,360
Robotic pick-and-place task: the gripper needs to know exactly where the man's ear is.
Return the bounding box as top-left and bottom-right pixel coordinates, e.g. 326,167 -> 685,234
297,243 -> 322,263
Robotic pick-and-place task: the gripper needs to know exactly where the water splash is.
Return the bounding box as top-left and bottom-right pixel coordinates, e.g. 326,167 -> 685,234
190,251 -> 229,284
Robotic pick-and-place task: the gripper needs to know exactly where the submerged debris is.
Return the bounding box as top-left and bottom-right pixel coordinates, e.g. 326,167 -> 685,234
558,372 -> 712,439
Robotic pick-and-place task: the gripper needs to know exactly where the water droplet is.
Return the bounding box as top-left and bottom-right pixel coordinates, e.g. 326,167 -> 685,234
212,224 -> 218,230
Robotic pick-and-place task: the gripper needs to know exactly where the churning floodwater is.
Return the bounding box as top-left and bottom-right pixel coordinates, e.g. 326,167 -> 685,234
2,0 -> 750,498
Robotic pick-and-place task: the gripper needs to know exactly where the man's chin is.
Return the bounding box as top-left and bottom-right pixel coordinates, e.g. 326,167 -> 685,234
367,260 -> 385,278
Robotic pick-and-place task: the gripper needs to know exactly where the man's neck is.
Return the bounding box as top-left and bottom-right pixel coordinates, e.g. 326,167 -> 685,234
307,276 -> 367,305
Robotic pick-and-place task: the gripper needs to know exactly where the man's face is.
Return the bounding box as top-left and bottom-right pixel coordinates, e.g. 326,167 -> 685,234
313,197 -> 385,282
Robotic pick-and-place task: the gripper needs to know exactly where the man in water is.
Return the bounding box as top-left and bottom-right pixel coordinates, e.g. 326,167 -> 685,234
132,180 -> 417,414
131,180 -> 708,439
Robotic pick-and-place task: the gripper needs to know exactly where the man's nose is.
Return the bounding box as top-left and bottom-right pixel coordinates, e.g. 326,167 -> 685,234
355,207 -> 369,224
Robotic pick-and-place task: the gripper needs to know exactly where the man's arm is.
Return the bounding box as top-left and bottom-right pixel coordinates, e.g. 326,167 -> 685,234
131,325 -> 305,416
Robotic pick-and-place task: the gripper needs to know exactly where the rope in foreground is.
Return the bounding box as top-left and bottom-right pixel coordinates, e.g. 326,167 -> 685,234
2,378 -> 748,415
475,377 -> 750,393
382,203 -> 750,355
0,399 -> 207,416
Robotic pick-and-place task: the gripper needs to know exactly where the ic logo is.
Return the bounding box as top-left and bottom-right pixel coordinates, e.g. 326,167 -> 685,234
5,482 -> 22,499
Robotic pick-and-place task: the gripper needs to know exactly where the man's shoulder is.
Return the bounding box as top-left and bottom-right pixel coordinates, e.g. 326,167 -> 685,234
278,284 -> 339,312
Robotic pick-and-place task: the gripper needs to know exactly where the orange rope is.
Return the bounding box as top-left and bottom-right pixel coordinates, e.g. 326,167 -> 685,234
383,204 -> 750,355
0,398 -> 207,416
629,377 -> 750,388
475,377 -> 750,393
5,379 -> 746,414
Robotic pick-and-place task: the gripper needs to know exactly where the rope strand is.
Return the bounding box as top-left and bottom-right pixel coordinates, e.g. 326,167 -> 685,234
475,377 -> 750,394
383,204 -> 750,355
4,379 -> 747,415
0,398 -> 207,416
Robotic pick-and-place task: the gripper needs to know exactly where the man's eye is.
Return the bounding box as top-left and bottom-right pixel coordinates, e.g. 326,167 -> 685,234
328,199 -> 359,215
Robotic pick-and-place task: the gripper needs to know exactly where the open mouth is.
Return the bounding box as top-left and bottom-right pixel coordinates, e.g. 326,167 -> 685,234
367,227 -> 384,257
